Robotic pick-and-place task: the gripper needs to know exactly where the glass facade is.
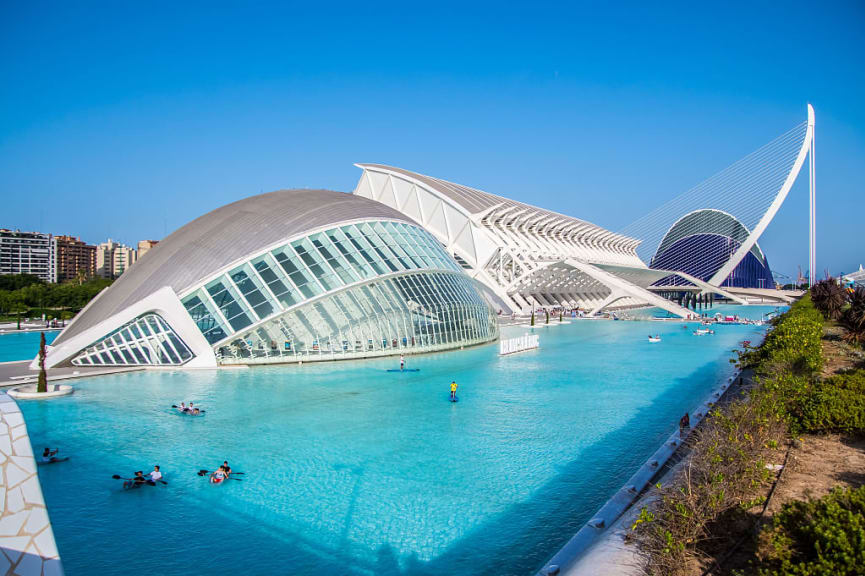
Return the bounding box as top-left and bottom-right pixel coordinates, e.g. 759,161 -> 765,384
650,209 -> 774,289
71,313 -> 193,367
651,234 -> 774,289
217,270 -> 497,363
175,219 -> 496,364
180,220 -> 467,338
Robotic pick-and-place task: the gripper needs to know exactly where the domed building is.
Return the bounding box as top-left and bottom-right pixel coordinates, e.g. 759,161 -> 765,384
43,190 -> 499,369
649,209 -> 775,289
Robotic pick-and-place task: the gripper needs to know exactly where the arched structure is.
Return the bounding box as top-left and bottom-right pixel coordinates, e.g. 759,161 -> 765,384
353,165 -> 734,317
650,209 -> 775,289
625,105 -> 816,291
42,190 -> 498,369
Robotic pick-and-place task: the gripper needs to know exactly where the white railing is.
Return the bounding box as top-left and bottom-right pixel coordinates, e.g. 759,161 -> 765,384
499,333 -> 540,356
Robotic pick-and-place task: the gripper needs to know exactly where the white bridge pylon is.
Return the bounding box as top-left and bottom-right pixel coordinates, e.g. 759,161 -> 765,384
623,105 -> 816,290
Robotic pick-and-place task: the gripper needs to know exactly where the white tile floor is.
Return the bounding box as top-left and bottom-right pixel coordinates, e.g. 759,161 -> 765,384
0,394 -> 63,576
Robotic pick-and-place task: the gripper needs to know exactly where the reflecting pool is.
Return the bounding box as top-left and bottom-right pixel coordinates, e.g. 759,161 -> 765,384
20,305 -> 779,575
0,330 -> 58,363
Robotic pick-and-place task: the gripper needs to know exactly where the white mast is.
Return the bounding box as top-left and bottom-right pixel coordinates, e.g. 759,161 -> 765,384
808,103 -> 816,287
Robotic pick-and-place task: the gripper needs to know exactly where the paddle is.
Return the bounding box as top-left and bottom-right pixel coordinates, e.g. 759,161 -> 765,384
111,474 -> 167,485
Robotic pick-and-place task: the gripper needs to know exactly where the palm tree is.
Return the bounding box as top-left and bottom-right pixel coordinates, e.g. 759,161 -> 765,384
37,332 -> 48,393
811,279 -> 847,320
841,286 -> 865,345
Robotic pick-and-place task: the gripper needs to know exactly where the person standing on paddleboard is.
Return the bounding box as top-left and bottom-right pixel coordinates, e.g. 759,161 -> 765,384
400,354 -> 405,371
450,380 -> 458,401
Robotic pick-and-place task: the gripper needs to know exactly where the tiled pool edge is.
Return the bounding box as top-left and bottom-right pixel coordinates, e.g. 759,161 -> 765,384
536,372 -> 742,576
0,394 -> 63,576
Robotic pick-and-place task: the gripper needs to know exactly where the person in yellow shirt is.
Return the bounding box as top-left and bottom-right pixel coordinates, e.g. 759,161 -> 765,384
450,380 -> 458,402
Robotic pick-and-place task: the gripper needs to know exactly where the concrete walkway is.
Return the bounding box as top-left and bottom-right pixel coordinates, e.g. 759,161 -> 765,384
0,361 -> 141,388
0,393 -> 64,575
0,325 -> 63,334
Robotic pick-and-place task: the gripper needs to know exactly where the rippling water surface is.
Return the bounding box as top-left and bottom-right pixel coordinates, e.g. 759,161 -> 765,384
0,330 -> 57,362
18,305 -> 780,575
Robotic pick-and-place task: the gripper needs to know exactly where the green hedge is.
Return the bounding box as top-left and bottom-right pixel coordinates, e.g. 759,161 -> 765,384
758,486 -> 865,576
757,370 -> 865,436
748,295 -> 824,376
794,370 -> 865,434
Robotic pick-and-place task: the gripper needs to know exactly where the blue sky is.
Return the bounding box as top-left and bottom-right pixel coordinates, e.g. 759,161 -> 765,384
1,1 -> 863,281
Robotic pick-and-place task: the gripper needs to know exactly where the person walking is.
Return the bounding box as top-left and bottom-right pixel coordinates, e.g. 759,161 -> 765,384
679,412 -> 690,435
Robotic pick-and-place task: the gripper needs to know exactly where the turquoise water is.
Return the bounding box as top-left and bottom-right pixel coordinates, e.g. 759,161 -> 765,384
0,330 -> 58,362
19,305 -> 778,576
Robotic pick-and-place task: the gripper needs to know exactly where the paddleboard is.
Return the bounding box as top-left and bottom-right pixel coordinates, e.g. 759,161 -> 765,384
386,368 -> 420,372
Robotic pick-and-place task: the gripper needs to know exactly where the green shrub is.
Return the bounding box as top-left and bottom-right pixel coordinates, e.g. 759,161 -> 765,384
758,486 -> 865,576
840,286 -> 865,346
748,295 -> 823,376
754,369 -> 865,435
634,299 -> 855,574
811,279 -> 849,320
794,370 -> 865,434
635,395 -> 787,575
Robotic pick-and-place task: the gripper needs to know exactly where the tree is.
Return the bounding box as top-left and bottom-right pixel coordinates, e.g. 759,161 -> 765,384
10,293 -> 24,329
811,279 -> 847,320
0,274 -> 43,291
840,286 -> 865,345
37,332 -> 48,393
545,309 -> 549,324
530,311 -> 535,326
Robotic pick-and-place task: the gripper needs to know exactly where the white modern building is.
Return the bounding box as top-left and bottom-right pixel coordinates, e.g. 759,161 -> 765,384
352,164 -> 720,317
353,106 -> 817,315
844,266 -> 865,288
0,229 -> 56,283
42,190 -> 499,369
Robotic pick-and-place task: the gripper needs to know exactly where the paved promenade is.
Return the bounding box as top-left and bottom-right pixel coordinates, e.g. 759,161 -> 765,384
0,393 -> 63,575
0,361 -> 141,388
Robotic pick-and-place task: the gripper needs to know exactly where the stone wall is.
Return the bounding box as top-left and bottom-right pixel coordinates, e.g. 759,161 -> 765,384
0,393 -> 63,576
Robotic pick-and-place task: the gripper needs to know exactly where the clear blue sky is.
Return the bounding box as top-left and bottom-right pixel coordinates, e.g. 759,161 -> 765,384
1,1 -> 863,281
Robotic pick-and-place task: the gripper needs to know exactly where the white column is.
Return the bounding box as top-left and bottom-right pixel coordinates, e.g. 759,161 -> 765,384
809,120 -> 816,287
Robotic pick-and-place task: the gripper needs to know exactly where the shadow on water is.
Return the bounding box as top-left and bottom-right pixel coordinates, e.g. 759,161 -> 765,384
385,359 -> 732,576
193,358 -> 734,576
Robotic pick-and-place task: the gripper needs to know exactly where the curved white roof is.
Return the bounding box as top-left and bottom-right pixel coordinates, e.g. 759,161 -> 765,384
55,189 -> 414,345
357,163 -> 636,247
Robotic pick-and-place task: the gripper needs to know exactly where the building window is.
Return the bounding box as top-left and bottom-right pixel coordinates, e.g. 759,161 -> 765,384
71,313 -> 193,366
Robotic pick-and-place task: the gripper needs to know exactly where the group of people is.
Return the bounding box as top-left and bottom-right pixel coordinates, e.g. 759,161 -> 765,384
176,401 -> 202,415
122,465 -> 163,489
209,461 -> 233,484
119,460 -> 236,488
